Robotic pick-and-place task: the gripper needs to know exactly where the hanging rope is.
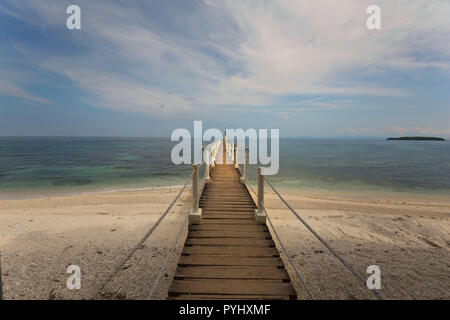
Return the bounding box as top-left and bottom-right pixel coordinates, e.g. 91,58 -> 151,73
0,253 -> 3,300
246,183 -> 314,300
147,213 -> 189,300
90,173 -> 192,299
263,176 -> 385,300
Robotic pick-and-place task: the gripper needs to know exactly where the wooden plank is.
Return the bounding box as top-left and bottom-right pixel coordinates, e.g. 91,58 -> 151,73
202,209 -> 255,213
189,230 -> 270,238
189,224 -> 267,232
200,199 -> 252,203
186,238 -> 275,246
203,191 -> 248,194
169,294 -> 290,300
201,201 -> 254,205
174,266 -> 289,280
201,194 -> 251,198
201,205 -> 255,209
169,279 -> 296,296
202,211 -> 254,215
182,245 -> 278,257
202,214 -> 253,219
202,211 -> 254,216
178,256 -> 284,267
201,205 -> 256,210
201,198 -> 251,201
202,205 -> 256,213
203,210 -> 254,214
203,211 -> 255,215
203,189 -> 248,192
199,219 -> 255,224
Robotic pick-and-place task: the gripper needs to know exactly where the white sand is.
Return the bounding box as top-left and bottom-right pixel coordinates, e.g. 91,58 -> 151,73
0,187 -> 448,300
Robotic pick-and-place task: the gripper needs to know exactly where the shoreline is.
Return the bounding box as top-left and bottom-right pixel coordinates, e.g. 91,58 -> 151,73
0,183 -> 188,201
1,181 -> 449,203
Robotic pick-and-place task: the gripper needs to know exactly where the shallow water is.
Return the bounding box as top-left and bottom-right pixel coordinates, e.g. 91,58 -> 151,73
0,137 -> 449,199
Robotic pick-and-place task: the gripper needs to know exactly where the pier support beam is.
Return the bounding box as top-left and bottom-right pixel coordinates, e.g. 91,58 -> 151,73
189,164 -> 202,224
254,167 -> 266,224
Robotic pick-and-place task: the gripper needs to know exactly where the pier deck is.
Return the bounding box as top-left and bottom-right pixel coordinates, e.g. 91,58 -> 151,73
168,144 -> 297,299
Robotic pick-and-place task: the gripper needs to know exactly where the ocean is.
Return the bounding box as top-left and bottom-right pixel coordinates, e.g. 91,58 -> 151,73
0,137 -> 449,199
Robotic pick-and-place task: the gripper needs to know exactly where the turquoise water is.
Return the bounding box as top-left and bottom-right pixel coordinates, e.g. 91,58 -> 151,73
271,138 -> 450,196
0,137 -> 191,198
0,137 -> 449,199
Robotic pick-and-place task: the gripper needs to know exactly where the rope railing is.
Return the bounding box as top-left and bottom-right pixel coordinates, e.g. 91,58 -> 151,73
147,213 -> 189,300
100,140 -> 220,299
243,149 -> 385,300
263,176 -> 385,300
144,139 -> 222,298
190,140 -> 221,216
246,183 -> 314,300
0,253 -> 3,300
90,171 -> 193,299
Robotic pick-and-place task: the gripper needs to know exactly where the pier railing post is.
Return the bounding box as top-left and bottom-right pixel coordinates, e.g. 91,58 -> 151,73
189,164 -> 202,224
240,151 -> 246,183
254,167 -> 266,223
205,150 -> 210,183
234,145 -> 238,168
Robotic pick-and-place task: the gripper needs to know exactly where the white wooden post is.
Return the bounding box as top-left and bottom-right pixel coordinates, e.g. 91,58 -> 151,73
189,164 -> 202,223
234,145 -> 238,168
205,150 -> 210,183
230,142 -> 233,162
240,151 -> 246,183
254,167 -> 266,223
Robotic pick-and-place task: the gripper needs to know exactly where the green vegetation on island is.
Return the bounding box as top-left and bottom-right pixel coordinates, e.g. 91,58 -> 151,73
387,136 -> 446,141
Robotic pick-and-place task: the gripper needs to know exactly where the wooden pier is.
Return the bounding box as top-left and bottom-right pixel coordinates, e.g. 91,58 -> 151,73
168,141 -> 297,299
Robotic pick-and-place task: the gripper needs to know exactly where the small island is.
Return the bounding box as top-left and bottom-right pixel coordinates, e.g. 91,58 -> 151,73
387,136 -> 446,141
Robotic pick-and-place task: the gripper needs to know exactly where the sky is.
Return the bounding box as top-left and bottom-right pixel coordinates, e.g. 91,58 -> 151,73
0,0 -> 449,137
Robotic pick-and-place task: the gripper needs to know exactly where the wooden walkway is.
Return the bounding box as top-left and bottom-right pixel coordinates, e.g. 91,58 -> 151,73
168,144 -> 297,299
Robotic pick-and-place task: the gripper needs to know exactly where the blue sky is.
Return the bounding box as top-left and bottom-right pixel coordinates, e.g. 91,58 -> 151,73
0,0 -> 449,137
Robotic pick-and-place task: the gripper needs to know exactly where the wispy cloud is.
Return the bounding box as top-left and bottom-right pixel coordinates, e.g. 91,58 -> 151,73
1,0 -> 449,136
0,79 -> 52,105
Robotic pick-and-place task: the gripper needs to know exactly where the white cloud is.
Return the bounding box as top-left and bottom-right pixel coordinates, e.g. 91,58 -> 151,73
0,79 -> 51,105
2,0 -> 450,116
210,0 -> 450,97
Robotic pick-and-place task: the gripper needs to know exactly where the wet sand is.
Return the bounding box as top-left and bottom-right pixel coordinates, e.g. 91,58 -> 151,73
0,187 -> 448,300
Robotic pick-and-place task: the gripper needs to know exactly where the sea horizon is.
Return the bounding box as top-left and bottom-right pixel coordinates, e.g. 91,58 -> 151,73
1,135 -> 448,139
1,136 -> 449,200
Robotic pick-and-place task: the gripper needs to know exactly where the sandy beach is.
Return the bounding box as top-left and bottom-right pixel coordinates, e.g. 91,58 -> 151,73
0,187 -> 448,300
